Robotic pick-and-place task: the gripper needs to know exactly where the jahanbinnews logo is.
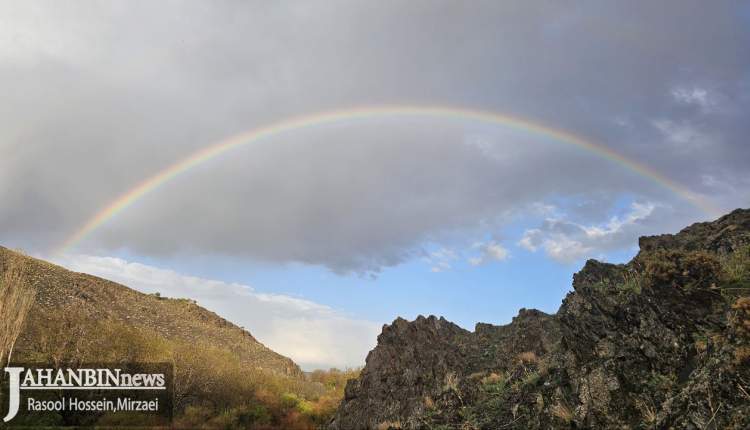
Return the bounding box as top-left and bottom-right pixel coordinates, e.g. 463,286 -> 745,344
2,364 -> 173,427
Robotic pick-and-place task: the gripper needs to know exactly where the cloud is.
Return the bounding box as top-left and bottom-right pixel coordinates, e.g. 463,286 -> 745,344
652,119 -> 717,153
53,254 -> 380,370
1,2 -> 748,273
423,247 -> 458,272
671,87 -> 714,111
518,202 -> 665,263
468,241 -> 510,266
518,230 -> 542,253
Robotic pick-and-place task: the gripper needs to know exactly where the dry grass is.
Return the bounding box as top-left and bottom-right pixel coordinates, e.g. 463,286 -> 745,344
481,372 -> 505,385
550,401 -> 573,423
637,400 -> 657,424
444,371 -> 459,392
721,246 -> 750,282
640,249 -> 722,289
643,406 -> 657,424
376,420 -> 402,430
0,256 -> 35,368
734,346 -> 750,366
535,393 -> 545,411
537,357 -> 552,377
468,371 -> 487,380
517,351 -> 539,365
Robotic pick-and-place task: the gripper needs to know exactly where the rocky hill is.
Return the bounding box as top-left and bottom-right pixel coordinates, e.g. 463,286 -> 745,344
0,246 -> 302,378
330,209 -> 750,429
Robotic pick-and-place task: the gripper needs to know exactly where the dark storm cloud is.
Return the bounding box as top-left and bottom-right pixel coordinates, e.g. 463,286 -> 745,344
1,1 -> 748,272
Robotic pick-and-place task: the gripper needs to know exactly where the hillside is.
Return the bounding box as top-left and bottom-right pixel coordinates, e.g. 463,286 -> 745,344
0,246 -> 301,378
0,247 -> 364,428
330,209 -> 750,429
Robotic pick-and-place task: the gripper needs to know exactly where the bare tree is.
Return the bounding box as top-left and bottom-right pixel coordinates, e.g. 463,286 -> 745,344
0,256 -> 36,369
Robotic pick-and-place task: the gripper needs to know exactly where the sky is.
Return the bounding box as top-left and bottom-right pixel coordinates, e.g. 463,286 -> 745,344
1,1 -> 749,370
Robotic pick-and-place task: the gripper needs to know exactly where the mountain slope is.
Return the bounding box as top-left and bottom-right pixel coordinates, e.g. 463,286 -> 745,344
330,209 -> 750,429
1,247 -> 366,428
0,246 -> 302,378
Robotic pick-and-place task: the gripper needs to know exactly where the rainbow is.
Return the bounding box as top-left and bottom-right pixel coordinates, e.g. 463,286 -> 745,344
54,105 -> 720,255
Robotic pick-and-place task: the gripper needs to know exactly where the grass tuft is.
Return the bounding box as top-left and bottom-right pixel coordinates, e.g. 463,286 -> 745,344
550,402 -> 573,423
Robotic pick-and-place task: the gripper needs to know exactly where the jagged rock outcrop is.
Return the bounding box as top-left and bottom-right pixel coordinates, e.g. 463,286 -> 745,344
331,310 -> 560,429
333,316 -> 473,429
331,209 -> 750,429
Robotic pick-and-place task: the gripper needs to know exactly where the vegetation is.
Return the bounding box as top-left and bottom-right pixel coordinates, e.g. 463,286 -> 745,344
721,246 -> 750,284
480,372 -> 507,395
549,401 -> 573,424
516,351 -> 538,365
638,249 -> 723,289
0,254 -> 35,369
715,246 -> 750,308
520,371 -> 540,387
0,247 -> 360,429
323,210 -> 750,429
16,310 -> 360,428
619,270 -> 643,294
732,297 -> 750,338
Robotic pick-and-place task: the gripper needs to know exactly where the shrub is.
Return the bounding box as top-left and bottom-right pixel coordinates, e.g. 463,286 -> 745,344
173,404 -> 213,428
640,250 -> 722,289
517,351 -> 538,365
22,312 -> 354,429
480,372 -> 507,396
481,372 -> 505,385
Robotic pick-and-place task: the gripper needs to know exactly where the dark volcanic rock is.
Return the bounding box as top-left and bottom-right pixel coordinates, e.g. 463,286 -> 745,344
331,316 -> 472,429
331,209 -> 750,429
639,208 -> 750,254
330,312 -> 560,429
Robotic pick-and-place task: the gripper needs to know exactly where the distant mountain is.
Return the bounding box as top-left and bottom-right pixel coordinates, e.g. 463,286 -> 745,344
0,246 -> 302,378
331,209 -> 750,429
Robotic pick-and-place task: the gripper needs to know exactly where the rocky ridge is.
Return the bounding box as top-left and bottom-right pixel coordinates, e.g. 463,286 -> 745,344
331,209 -> 750,429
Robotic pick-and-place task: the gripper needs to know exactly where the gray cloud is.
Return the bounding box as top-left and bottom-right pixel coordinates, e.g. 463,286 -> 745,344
1,1 -> 748,272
